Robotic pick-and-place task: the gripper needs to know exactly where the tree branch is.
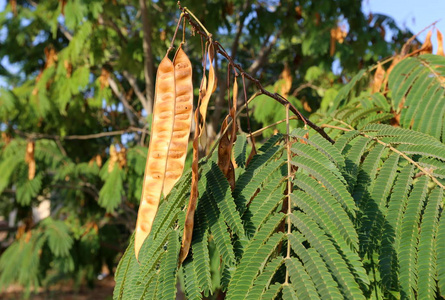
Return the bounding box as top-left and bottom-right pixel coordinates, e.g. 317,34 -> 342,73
14,127 -> 149,141
230,0 -> 251,59
58,23 -> 73,41
291,82 -> 326,97
139,0 -> 155,115
122,70 -> 150,113
98,14 -> 128,44
247,32 -> 280,75
107,77 -> 138,126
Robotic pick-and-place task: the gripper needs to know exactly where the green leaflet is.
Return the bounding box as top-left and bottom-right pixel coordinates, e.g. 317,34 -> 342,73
293,173 -> 358,250
438,209 -> 445,298
245,258 -> 284,299
226,214 -> 285,300
244,178 -> 285,237
156,230 -> 181,300
417,187 -> 443,300
291,155 -> 357,219
113,234 -> 136,300
352,143 -> 386,207
290,191 -> 369,289
292,128 -> 345,170
288,233 -> 343,300
234,154 -> 285,214
399,176 -> 429,299
183,200 -> 212,297
291,212 -> 366,299
388,55 -> 445,142
285,257 -> 320,300
328,69 -> 367,113
360,153 -> 400,254
98,166 -> 125,213
379,164 -> 414,291
206,162 -> 244,238
234,133 -> 248,168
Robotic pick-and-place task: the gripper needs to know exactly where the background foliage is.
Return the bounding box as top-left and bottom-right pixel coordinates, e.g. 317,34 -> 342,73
0,0 -> 437,298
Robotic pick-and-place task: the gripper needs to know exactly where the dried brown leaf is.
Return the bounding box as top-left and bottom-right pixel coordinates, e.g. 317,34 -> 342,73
11,0 -> 17,16
280,64 -> 292,97
1,132 -> 11,145
295,6 -> 302,18
302,99 -> 312,112
372,62 -> 385,93
99,68 -> 110,89
60,0 -> 67,15
419,30 -> 433,55
330,25 -> 347,56
64,60 -> 72,78
217,77 -> 238,191
44,47 -> 58,68
199,43 -> 216,139
179,107 -> 199,264
437,29 -> 444,56
118,147 -> 127,169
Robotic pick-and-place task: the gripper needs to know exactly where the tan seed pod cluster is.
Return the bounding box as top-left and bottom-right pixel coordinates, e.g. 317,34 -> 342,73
108,145 -> 119,173
135,45 -> 193,260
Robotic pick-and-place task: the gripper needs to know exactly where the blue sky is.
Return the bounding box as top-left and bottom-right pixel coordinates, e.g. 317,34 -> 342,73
363,0 -> 445,51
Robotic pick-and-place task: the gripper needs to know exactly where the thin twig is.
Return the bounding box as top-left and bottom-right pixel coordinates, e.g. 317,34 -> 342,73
331,118 -> 355,130
122,70 -> 149,113
401,20 -> 440,56
321,124 -> 445,190
291,82 -> 325,97
248,116 -> 299,138
167,13 -> 184,54
14,127 -> 149,141
139,0 -> 155,115
55,139 -> 67,156
108,77 -> 138,126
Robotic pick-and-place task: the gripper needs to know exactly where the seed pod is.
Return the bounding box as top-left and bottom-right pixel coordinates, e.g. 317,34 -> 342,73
163,45 -> 193,196
135,55 -> 176,260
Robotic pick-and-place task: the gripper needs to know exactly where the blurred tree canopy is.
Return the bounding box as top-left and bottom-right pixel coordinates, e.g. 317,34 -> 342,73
0,0 -> 413,295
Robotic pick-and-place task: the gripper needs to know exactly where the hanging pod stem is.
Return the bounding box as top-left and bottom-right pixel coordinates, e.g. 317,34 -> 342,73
178,3 -> 334,144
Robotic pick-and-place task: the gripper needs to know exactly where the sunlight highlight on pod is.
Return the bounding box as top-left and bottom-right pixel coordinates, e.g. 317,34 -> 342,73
134,48 -> 193,260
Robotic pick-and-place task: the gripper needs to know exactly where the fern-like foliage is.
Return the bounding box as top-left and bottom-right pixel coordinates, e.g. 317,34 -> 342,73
0,217 -> 74,298
114,54 -> 445,300
114,121 -> 445,299
388,55 -> 445,142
